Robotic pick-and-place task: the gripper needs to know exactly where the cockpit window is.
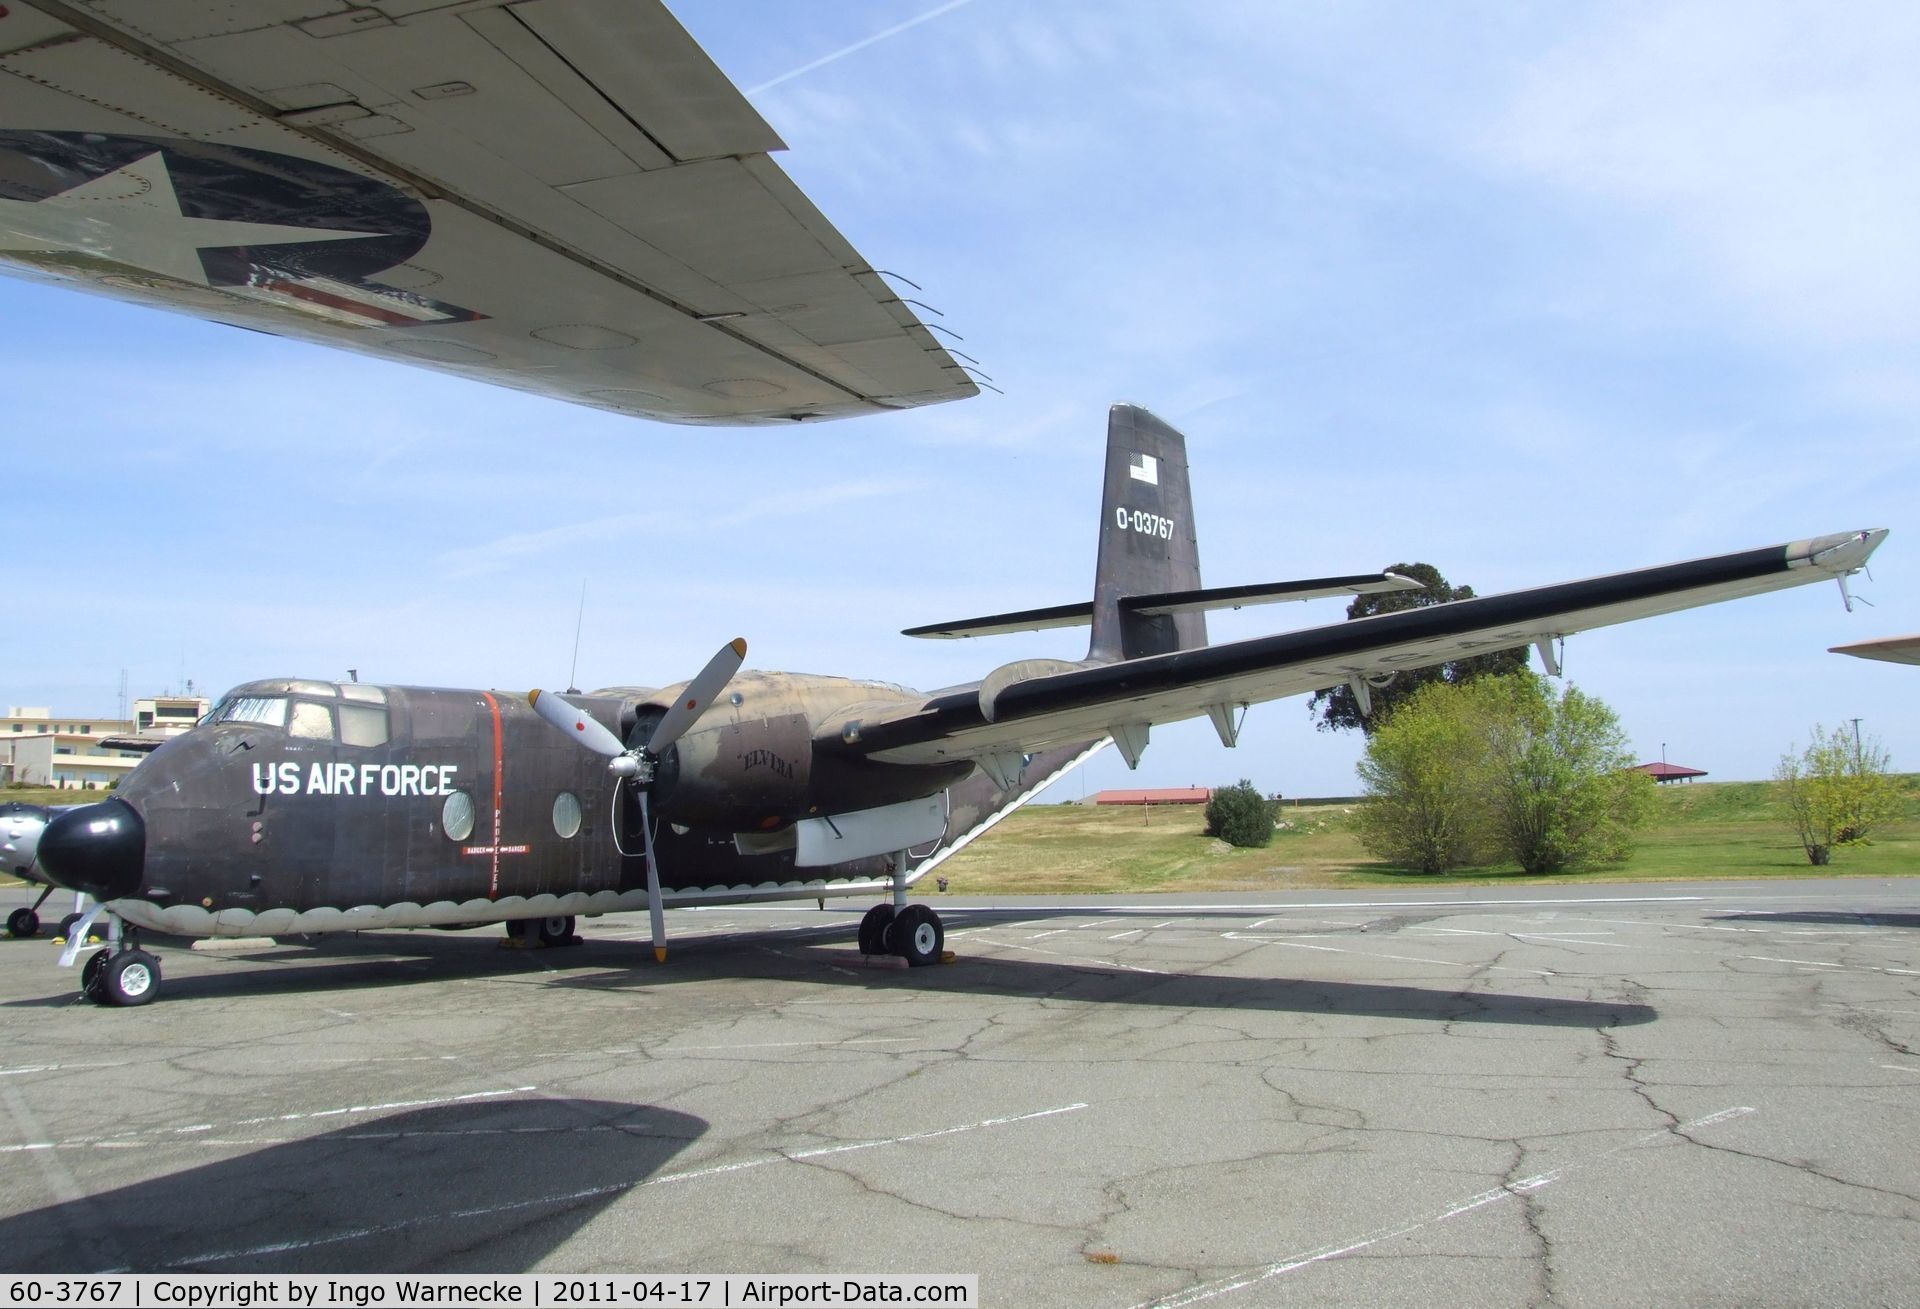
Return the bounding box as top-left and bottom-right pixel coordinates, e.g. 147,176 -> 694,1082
213,696 -> 288,727
289,701 -> 334,741
339,704 -> 389,748
339,684 -> 388,705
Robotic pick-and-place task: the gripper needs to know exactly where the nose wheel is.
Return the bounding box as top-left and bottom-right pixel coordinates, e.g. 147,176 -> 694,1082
858,902 -> 944,967
77,927 -> 162,1007
7,887 -> 55,938
86,947 -> 160,1006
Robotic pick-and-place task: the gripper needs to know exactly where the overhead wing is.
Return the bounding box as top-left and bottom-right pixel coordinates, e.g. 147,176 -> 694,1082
1830,635 -> 1920,666
843,530 -> 1887,766
0,1 -> 975,424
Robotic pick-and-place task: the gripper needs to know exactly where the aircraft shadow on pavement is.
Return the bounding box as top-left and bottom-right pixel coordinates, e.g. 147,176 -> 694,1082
0,1097 -> 704,1274
1709,910 -> 1920,930
4,926 -> 1653,1027
556,937 -> 1655,1030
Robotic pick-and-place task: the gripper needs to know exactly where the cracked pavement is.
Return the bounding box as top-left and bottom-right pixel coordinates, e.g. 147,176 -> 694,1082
0,878 -> 1916,1305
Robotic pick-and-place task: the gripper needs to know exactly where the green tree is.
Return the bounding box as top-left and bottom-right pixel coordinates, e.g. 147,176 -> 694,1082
1353,679 -> 1495,872
1468,675 -> 1654,874
1309,563 -> 1530,734
1354,672 -> 1652,874
1205,779 -> 1274,848
1774,724 -> 1898,865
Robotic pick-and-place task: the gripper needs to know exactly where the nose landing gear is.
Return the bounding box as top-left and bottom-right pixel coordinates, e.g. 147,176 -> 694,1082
7,886 -> 55,938
83,944 -> 160,1007
56,904 -> 161,1006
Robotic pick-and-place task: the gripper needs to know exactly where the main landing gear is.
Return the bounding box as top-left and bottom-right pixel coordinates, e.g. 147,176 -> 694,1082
503,915 -> 578,948
857,902 -> 945,967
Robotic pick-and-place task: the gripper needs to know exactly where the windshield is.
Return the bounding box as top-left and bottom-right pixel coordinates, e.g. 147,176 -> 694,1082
211,696 -> 289,727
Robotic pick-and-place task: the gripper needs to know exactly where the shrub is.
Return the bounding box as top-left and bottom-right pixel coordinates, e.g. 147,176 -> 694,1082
1205,779 -> 1274,848
1355,672 -> 1652,874
1775,725 -> 1898,865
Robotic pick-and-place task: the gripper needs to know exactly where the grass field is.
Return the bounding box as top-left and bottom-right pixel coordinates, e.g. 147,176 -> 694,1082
932,777 -> 1920,894
5,779 -> 1916,896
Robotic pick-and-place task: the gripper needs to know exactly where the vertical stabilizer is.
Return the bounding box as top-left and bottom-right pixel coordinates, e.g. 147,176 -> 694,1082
1088,405 -> 1205,662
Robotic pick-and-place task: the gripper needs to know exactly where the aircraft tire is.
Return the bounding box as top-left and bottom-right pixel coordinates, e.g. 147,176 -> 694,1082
58,913 -> 83,941
857,904 -> 895,955
81,948 -> 110,1000
99,950 -> 160,1007
888,904 -> 943,967
537,915 -> 576,947
7,907 -> 38,938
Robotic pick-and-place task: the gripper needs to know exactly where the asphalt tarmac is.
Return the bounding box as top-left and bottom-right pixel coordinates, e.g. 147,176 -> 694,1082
1,879 -> 1917,1305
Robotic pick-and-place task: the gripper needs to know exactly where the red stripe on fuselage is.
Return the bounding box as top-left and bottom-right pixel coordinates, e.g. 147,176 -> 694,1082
482,691 -> 504,898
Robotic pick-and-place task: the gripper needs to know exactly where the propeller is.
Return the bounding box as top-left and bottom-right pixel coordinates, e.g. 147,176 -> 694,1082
530,637 -> 747,962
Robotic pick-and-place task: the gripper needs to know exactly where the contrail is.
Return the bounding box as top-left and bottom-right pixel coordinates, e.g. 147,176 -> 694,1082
745,0 -> 981,96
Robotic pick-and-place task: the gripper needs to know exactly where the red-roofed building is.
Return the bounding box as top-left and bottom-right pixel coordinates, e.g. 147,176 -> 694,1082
1092,787 -> 1211,806
1631,762 -> 1708,784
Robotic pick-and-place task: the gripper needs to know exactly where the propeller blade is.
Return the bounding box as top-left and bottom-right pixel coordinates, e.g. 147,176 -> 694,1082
644,638 -> 747,756
639,788 -> 667,963
529,689 -> 627,758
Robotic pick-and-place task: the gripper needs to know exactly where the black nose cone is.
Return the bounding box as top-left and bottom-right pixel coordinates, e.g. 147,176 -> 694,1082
38,799 -> 145,900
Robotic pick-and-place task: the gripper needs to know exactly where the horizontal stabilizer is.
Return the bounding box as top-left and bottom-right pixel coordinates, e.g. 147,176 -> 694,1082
903,573 -> 1418,639
903,602 -> 1094,640
1123,573 -> 1422,617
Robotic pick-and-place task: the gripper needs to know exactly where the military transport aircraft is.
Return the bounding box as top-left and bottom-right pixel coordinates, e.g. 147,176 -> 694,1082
0,0 -> 977,423
23,404 -> 1889,1004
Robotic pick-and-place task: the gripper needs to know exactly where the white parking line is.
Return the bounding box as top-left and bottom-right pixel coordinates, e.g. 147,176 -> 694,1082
1221,934 -> 1555,978
0,1086 -> 537,1153
173,1102 -> 1089,1266
1128,1106 -> 1757,1308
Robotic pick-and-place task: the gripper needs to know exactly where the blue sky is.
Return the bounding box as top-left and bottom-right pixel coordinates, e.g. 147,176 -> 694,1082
4,1 -> 1915,798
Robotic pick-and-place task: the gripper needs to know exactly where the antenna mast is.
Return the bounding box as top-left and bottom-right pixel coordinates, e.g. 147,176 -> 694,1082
567,580 -> 587,695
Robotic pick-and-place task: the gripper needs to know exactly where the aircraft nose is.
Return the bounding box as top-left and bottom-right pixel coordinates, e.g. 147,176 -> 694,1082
37,799 -> 144,901
0,802 -> 49,878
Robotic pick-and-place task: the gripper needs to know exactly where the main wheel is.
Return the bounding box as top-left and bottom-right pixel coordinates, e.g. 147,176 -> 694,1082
536,915 -> 576,947
98,950 -> 160,1007
58,912 -> 84,941
857,903 -> 896,955
7,907 -> 39,938
886,904 -> 944,967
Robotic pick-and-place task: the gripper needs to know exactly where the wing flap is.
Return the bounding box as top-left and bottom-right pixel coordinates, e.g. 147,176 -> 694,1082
852,531 -> 1887,764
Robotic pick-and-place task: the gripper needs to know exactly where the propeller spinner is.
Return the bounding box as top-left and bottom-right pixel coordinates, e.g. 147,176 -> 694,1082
530,638 -> 747,962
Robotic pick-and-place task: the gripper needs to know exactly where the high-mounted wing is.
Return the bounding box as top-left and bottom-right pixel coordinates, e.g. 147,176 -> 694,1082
1830,635 -> 1920,666
841,530 -> 1887,766
0,1 -> 976,424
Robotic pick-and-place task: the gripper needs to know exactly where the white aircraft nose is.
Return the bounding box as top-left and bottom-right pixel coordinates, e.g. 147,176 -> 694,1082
0,803 -> 49,879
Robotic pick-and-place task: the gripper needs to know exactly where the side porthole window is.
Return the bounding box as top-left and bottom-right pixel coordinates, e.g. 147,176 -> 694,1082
442,790 -> 475,842
552,792 -> 582,839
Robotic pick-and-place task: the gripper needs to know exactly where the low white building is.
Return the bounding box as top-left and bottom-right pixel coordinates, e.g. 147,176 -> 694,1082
1,696 -> 209,789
